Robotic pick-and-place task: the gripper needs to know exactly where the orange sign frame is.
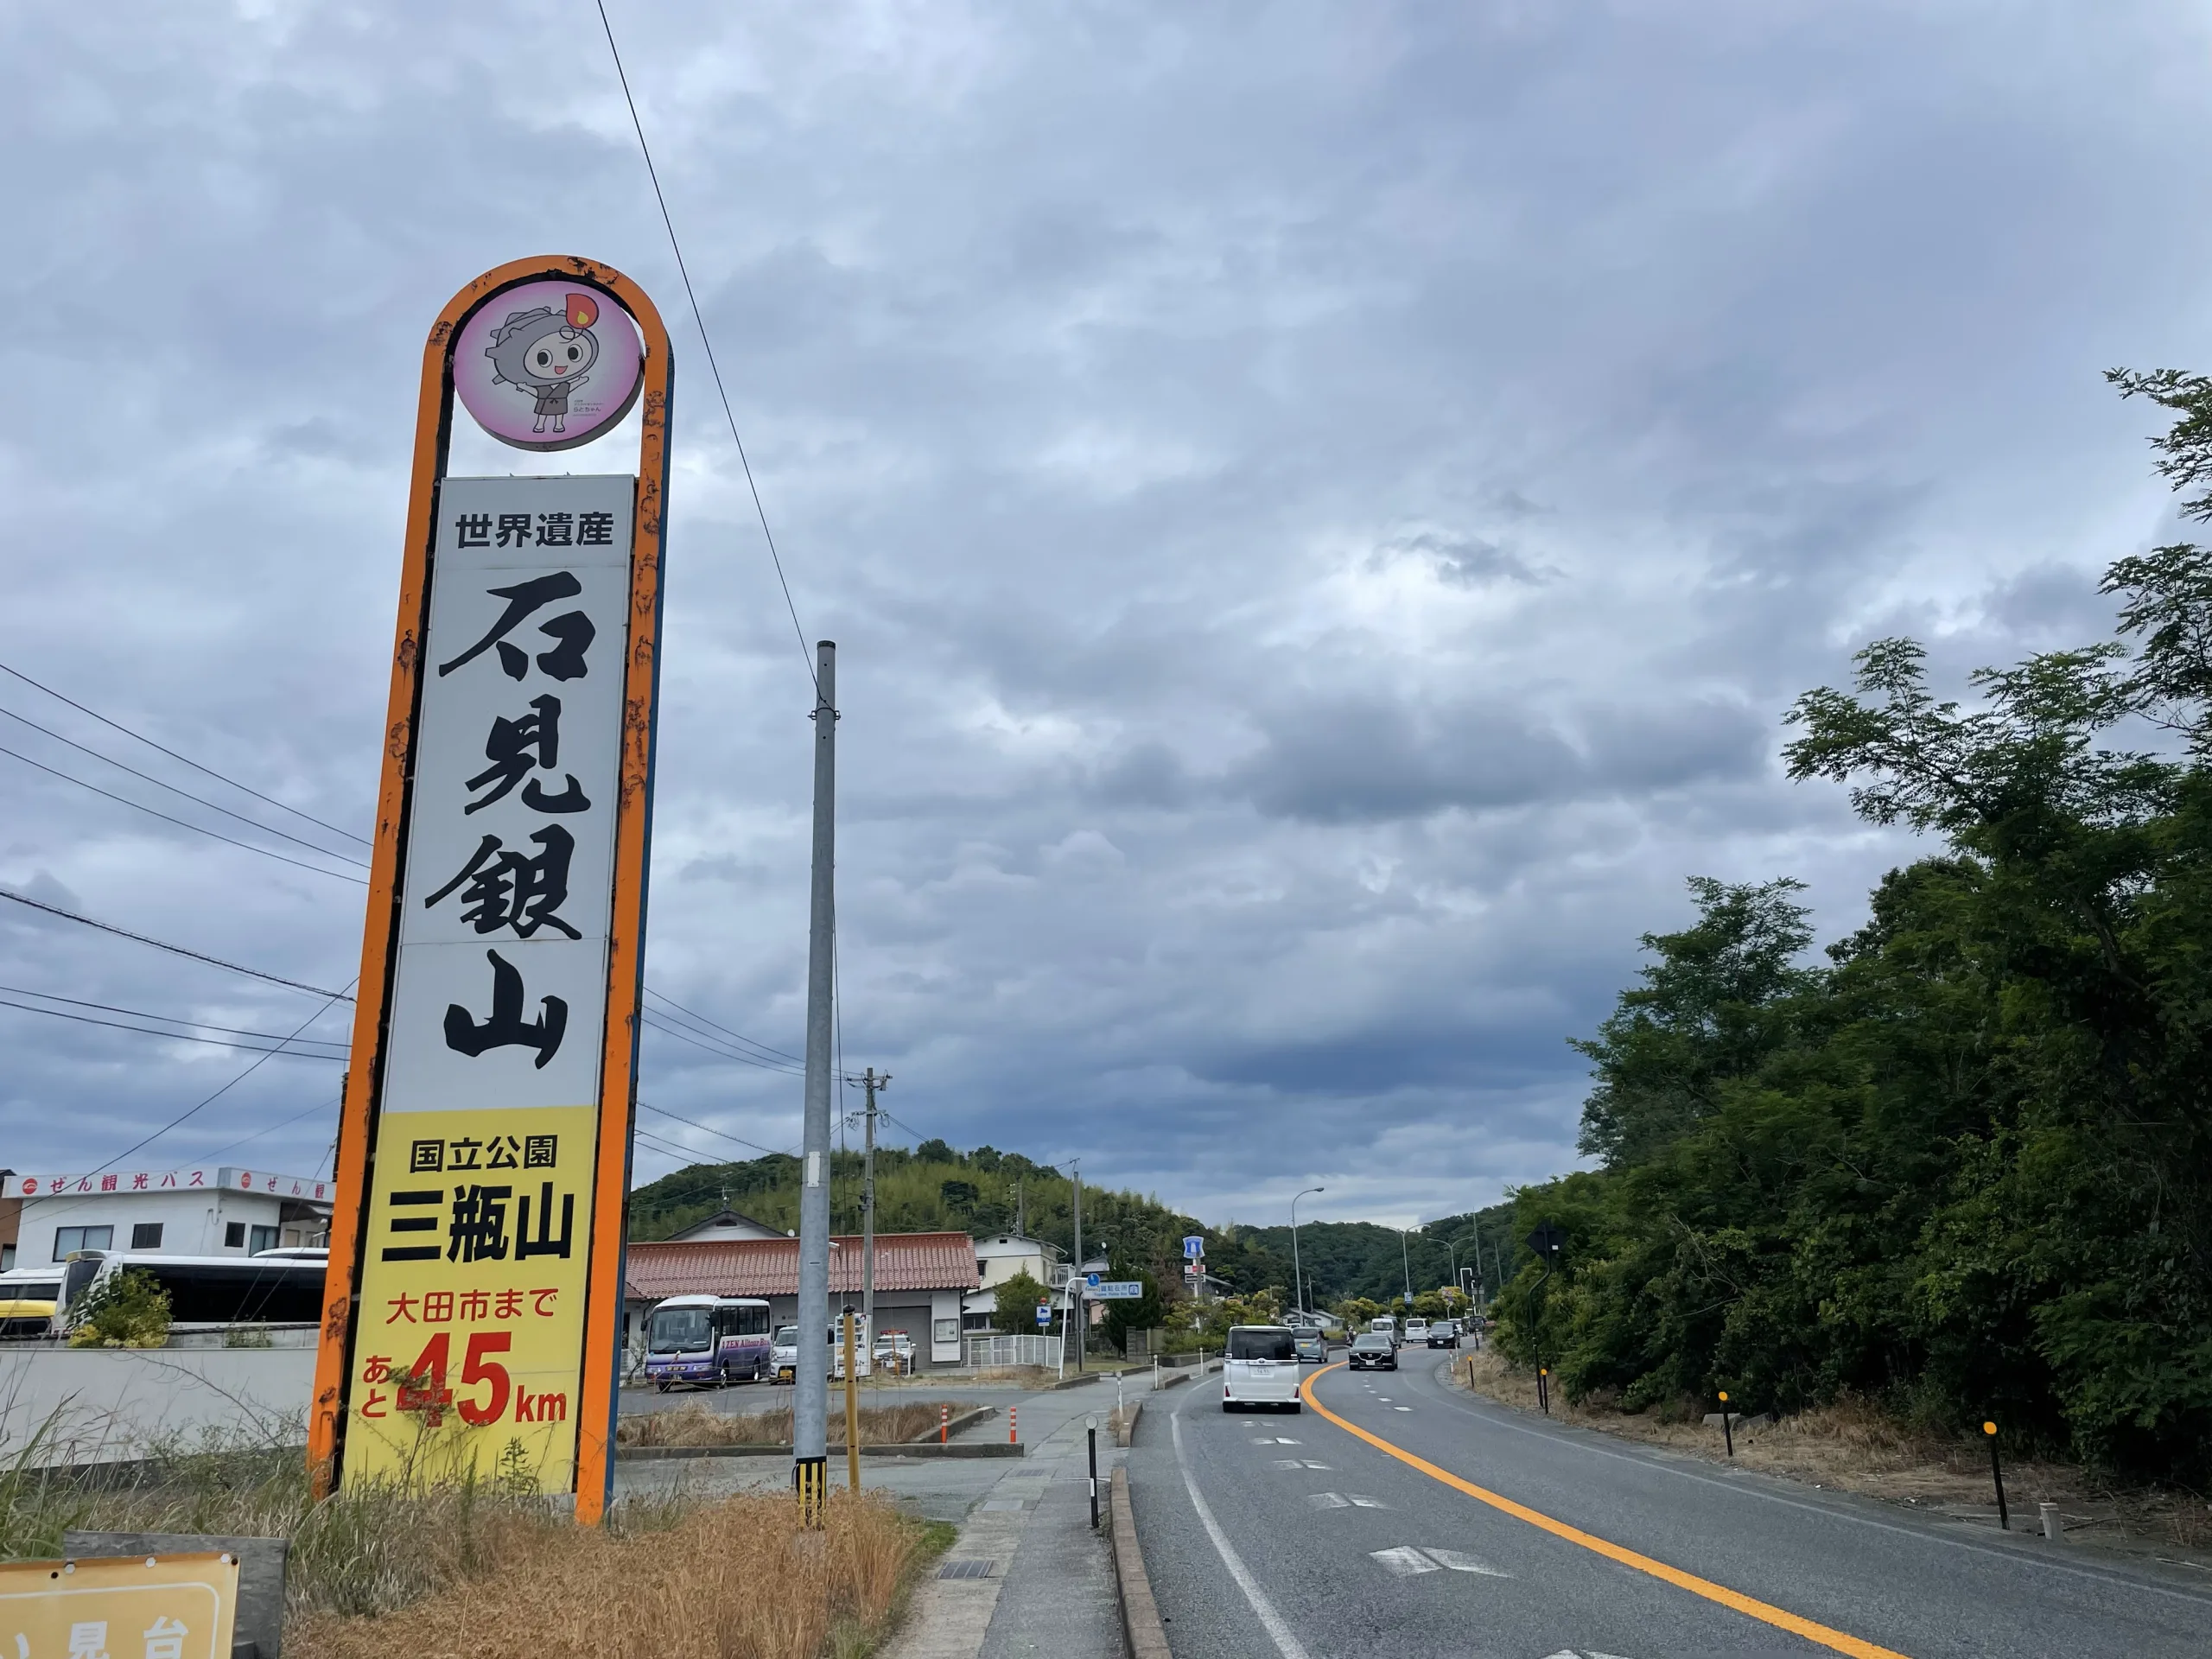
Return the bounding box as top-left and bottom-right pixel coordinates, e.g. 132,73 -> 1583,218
308,256 -> 671,1523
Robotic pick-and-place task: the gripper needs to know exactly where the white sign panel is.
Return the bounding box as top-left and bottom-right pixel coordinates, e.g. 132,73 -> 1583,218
1092,1281 -> 1146,1300
380,475 -> 634,1116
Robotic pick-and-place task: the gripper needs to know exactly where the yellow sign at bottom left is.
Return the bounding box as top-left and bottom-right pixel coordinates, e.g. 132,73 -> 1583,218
0,1553 -> 238,1659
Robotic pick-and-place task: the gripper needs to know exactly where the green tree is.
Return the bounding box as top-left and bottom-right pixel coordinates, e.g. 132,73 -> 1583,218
1492,369 -> 2212,1479
991,1269 -> 1051,1336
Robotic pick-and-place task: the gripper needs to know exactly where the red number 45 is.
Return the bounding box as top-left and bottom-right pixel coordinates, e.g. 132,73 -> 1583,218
404,1331 -> 512,1427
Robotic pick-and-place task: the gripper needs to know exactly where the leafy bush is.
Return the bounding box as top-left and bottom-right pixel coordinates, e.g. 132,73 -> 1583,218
66,1268 -> 171,1349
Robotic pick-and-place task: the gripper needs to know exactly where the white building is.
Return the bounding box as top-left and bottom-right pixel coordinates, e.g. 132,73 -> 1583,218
0,1166 -> 332,1268
963,1231 -> 1065,1332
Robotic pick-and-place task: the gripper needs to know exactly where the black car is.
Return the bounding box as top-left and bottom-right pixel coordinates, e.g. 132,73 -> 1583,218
1347,1332 -> 1397,1370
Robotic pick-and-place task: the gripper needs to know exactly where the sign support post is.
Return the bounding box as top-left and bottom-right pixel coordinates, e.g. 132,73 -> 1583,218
308,256 -> 671,1525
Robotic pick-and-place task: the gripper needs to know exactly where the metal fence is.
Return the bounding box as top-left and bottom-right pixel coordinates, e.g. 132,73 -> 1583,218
963,1334 -> 1064,1370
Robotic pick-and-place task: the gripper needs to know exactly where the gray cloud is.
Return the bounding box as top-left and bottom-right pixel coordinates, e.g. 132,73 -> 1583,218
3,1 -> 2209,1227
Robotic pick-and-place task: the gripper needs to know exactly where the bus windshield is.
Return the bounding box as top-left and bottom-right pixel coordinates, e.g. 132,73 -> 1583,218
649,1306 -> 712,1354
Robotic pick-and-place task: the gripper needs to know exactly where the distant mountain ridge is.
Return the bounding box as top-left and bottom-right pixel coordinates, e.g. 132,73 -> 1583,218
626,1141 -> 1519,1306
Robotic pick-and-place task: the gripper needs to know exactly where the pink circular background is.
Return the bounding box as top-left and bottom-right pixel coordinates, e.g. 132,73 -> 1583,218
453,280 -> 645,452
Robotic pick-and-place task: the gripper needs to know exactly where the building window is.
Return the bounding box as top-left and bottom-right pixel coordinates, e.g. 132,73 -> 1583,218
130,1223 -> 164,1249
249,1225 -> 280,1255
933,1319 -> 959,1345
1,1244 -> 13,1271
224,1222 -> 246,1249
53,1225 -> 113,1261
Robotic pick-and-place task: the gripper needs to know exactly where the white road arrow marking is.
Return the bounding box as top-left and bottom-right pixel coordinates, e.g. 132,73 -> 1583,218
1308,1492 -> 1351,1509
1371,1546 -> 1441,1577
1349,1494 -> 1389,1508
1418,1548 -> 1510,1576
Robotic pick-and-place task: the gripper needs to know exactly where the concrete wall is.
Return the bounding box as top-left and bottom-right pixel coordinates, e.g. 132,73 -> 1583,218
0,1344 -> 315,1465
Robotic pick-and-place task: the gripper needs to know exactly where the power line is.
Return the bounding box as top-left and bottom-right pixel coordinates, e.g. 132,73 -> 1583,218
638,1098 -> 796,1159
188,1094 -> 342,1164
0,888 -> 354,1001
642,984 -> 804,1065
593,0 -> 818,690
0,743 -> 367,886
0,983 -> 350,1051
0,702 -> 369,868
641,1010 -> 809,1075
83,981 -> 358,1176
0,659 -> 372,847
0,994 -> 346,1059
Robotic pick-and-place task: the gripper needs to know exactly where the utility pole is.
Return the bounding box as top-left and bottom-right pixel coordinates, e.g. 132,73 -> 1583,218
860,1067 -> 888,1351
1291,1187 -> 1323,1320
1070,1160 -> 1084,1374
794,641 -> 837,1522
1400,1227 -> 1413,1308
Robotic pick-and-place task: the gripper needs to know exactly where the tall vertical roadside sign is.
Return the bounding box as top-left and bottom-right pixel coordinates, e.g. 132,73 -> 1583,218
308,257 -> 671,1523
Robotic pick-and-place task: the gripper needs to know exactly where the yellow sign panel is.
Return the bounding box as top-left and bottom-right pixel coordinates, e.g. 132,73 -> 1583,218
345,1105 -> 596,1491
0,1553 -> 237,1659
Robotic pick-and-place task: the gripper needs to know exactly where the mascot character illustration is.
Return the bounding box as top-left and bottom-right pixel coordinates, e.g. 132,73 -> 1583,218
484,294 -> 602,435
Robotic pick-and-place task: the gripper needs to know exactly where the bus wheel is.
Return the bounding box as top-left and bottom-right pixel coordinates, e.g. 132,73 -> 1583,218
655,1381 -> 670,1394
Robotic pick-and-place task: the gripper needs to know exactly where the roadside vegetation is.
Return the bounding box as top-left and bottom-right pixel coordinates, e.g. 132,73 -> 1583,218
615,1399 -> 960,1447
1,1416 -> 945,1655
1490,371 -> 2212,1489
1449,1349 -> 2211,1555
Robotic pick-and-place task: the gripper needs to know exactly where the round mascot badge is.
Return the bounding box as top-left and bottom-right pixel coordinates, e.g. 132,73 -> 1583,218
453,282 -> 645,452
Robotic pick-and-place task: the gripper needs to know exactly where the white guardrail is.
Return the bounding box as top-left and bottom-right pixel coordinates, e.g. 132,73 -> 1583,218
963,1334 -> 1064,1370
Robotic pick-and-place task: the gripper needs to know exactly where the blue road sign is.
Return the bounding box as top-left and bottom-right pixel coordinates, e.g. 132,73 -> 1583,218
1085,1272 -> 1102,1288
1036,1302 -> 1052,1326
1183,1235 -> 1205,1259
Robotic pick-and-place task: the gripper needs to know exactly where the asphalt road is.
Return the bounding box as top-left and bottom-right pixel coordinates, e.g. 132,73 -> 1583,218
1125,1348 -> 2212,1659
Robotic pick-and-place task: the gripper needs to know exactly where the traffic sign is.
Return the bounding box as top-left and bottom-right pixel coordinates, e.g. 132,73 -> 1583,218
1092,1281 -> 1145,1300
1527,1222 -> 1567,1258
1085,1271 -> 1102,1288
1035,1302 -> 1052,1326
1183,1235 -> 1205,1259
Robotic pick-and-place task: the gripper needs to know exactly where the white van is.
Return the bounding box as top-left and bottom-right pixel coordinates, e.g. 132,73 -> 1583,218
1370,1315 -> 1400,1347
1221,1325 -> 1302,1413
1403,1317 -> 1431,1344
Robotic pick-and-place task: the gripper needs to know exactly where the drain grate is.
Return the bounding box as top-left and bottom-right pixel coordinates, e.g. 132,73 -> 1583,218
937,1559 -> 995,1580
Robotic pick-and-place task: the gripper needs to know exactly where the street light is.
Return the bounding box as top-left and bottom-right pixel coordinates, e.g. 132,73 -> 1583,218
1290,1187 -> 1324,1321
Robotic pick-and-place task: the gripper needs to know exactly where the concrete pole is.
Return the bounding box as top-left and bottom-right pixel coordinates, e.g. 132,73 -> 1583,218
794,641 -> 837,1502
861,1067 -> 885,1352
1071,1160 -> 1084,1374
1291,1186 -> 1322,1320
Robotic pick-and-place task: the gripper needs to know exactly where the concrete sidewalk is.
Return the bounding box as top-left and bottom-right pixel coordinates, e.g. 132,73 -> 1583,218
613,1367 -> 1153,1657
886,1389 -> 1128,1659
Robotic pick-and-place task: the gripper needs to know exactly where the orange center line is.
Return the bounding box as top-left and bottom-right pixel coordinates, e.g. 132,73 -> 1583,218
1298,1363 -> 1914,1659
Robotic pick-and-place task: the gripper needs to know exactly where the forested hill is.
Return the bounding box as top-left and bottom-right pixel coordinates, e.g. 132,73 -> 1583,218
626,1141 -> 1510,1306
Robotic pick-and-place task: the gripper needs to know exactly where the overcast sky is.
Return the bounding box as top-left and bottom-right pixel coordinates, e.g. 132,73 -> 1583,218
3,2 -> 2209,1230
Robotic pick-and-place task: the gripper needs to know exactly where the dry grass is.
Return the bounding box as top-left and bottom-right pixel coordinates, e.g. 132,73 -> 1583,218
291,1491 -> 930,1659
1448,1350 -> 2212,1555
615,1401 -> 961,1449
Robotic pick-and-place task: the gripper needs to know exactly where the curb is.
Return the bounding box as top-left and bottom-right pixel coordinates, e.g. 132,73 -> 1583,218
617,1440 -> 1024,1461
1109,1465 -> 1171,1659
1114,1395 -> 1145,1447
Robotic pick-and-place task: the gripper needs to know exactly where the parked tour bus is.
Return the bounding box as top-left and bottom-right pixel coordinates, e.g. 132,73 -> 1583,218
645,1294 -> 775,1389
37,1250 -> 327,1338
0,1268 -> 64,1339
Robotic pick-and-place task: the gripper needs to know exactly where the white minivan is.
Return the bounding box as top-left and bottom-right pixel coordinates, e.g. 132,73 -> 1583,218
1222,1325 -> 1302,1412
1403,1317 -> 1431,1345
